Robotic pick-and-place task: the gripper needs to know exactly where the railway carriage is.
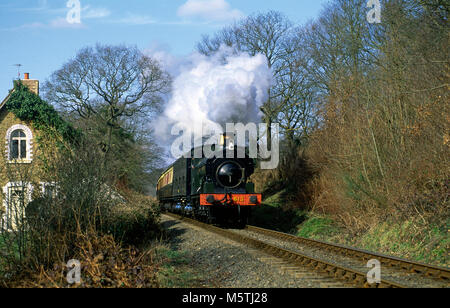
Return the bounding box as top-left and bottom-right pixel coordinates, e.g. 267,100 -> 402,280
157,135 -> 261,227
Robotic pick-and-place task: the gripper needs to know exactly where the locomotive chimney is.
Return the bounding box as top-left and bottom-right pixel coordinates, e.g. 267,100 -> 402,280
219,133 -> 235,148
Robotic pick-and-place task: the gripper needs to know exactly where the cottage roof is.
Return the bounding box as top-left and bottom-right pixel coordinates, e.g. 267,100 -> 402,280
0,91 -> 12,111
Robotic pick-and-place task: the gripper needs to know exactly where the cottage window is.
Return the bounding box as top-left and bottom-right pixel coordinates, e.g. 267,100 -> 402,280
41,182 -> 59,199
5,125 -> 33,162
11,130 -> 27,159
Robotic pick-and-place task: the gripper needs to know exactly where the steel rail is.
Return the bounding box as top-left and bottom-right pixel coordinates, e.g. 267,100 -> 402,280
246,225 -> 450,282
164,213 -> 406,288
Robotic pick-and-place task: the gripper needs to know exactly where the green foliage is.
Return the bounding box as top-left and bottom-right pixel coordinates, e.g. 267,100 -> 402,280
357,219 -> 449,267
250,192 -> 307,233
296,216 -> 340,240
263,190 -> 286,208
0,233 -> 23,275
5,81 -> 81,143
156,247 -> 202,288
343,173 -> 387,208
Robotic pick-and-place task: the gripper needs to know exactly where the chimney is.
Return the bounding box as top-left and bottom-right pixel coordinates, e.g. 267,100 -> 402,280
19,73 -> 39,95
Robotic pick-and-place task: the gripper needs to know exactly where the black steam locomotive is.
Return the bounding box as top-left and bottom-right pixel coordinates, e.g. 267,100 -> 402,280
157,135 -> 261,227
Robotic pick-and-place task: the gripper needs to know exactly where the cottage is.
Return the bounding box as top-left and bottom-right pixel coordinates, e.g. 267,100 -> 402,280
0,74 -> 57,230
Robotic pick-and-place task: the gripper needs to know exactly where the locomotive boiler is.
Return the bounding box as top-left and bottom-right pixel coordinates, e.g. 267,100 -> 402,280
157,135 -> 261,227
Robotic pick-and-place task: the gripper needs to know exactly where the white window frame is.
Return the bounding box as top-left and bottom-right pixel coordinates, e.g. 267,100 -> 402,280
5,124 -> 34,163
1,182 -> 33,231
40,182 -> 59,199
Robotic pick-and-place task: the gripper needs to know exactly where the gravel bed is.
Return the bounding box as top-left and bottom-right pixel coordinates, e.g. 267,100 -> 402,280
229,228 -> 449,288
161,215 -> 350,288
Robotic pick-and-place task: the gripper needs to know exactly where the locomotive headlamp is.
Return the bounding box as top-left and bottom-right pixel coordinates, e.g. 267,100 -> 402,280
216,161 -> 244,188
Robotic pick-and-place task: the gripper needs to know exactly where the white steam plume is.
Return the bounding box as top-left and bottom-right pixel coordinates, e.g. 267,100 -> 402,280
152,46 -> 272,144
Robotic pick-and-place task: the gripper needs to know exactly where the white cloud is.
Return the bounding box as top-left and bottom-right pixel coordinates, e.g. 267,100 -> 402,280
82,6 -> 111,19
0,3 -> 109,31
0,22 -> 46,31
0,18 -> 85,31
177,0 -> 244,22
49,17 -> 86,29
8,0 -> 49,12
116,13 -> 157,25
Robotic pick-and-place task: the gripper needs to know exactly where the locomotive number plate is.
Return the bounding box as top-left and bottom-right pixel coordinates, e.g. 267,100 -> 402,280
233,196 -> 245,203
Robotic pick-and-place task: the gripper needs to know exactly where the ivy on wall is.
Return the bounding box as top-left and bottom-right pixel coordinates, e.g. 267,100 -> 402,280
5,81 -> 81,143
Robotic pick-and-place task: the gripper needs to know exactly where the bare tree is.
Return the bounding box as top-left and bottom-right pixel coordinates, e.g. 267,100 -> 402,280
43,44 -> 171,162
198,11 -> 293,145
275,28 -> 319,149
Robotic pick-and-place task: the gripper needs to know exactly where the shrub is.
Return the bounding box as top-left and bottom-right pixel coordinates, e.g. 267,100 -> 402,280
0,135 -> 162,286
106,193 -> 162,247
3,232 -> 160,288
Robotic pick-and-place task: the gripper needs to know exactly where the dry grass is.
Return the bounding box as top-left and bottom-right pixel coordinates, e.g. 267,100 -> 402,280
106,192 -> 162,246
302,89 -> 449,234
3,232 -> 160,288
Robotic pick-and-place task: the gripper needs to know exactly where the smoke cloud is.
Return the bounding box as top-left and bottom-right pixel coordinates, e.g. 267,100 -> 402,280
152,46 -> 272,144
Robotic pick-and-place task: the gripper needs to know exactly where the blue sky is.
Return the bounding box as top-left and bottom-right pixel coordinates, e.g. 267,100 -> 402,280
0,0 -> 330,99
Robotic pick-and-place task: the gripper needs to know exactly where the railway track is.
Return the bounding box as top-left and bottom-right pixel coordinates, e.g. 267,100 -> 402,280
245,225 -> 450,284
163,213 -> 450,288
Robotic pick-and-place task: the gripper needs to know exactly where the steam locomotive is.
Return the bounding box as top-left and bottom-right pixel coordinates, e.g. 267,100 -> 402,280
157,135 -> 261,227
